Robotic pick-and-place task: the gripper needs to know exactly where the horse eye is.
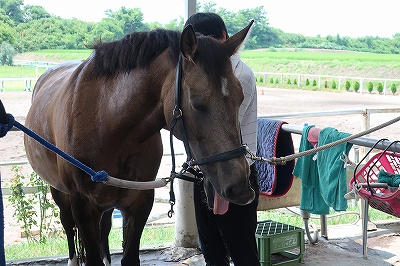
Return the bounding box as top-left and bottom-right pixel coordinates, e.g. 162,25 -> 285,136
192,102 -> 207,112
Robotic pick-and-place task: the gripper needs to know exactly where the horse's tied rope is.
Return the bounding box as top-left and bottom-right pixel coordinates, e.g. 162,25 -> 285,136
247,114 -> 400,165
0,112 -> 168,190
1,100 -> 400,190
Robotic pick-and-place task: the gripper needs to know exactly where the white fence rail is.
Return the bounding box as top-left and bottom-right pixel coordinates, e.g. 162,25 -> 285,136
2,72 -> 400,94
0,78 -> 37,92
255,71 -> 400,95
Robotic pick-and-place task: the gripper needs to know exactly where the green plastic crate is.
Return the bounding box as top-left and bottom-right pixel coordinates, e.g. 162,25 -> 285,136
256,220 -> 305,266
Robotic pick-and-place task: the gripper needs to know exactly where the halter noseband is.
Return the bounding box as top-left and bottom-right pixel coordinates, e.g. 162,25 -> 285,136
167,53 -> 248,217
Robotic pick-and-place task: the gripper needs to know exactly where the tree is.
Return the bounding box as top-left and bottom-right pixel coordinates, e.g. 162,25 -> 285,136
23,5 -> 51,22
0,0 -> 24,24
0,41 -> 16,65
354,81 -> 360,92
92,18 -> 124,43
0,21 -> 16,45
391,83 -> 397,95
163,18 -> 184,31
345,81 -> 351,91
367,82 -> 374,93
105,7 -> 147,34
377,83 -> 383,94
199,2 -> 217,12
0,8 -> 14,25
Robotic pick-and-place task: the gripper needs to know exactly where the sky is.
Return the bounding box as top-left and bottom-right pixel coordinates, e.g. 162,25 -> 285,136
23,0 -> 400,38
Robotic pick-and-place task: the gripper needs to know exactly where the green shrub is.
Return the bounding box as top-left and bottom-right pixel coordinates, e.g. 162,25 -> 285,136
324,80 -> 328,88
7,167 -> 59,242
287,78 -> 291,85
0,42 -> 16,66
312,80 -> 317,86
377,83 -> 383,94
391,83 -> 397,95
354,81 -> 360,92
367,82 -> 374,93
259,76 -> 264,83
331,81 -> 337,89
275,78 -> 279,84
345,80 -> 351,91
293,79 -> 297,85
306,79 -> 310,86
270,78 -> 274,84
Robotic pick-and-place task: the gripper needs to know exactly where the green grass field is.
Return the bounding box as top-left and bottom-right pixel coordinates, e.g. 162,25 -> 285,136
10,48 -> 400,78
3,48 -> 399,92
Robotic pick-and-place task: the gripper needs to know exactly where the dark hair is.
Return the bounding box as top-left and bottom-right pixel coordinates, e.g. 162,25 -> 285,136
184,12 -> 229,39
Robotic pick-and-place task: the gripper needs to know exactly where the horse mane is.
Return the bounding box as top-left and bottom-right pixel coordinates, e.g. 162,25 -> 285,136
91,29 -> 230,83
91,29 -> 181,76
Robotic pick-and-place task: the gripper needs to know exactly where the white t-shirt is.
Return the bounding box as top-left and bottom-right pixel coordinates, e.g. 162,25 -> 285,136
231,54 -> 258,164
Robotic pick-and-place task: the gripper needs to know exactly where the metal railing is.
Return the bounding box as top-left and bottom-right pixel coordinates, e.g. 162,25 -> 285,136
1,107 -> 400,246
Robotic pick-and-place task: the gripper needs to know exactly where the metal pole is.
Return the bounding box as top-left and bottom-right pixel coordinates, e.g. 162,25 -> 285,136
362,199 -> 369,258
184,0 -> 196,21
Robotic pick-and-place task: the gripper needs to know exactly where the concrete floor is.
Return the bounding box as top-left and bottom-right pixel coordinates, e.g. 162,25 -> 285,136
6,220 -> 400,266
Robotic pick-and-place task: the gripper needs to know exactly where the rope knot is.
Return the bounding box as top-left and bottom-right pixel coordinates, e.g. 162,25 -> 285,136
91,170 -> 109,182
0,114 -> 15,138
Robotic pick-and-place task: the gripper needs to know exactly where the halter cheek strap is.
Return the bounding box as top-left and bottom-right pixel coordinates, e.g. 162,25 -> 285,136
167,53 -> 248,217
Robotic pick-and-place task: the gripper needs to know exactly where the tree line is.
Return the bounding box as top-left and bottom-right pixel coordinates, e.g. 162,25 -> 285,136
1,0 -> 400,65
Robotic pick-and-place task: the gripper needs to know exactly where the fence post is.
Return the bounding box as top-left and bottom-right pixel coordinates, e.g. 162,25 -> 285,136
298,75 -> 301,88
384,80 -> 387,95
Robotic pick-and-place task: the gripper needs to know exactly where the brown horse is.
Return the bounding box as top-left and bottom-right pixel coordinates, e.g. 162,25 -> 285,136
24,22 -> 254,266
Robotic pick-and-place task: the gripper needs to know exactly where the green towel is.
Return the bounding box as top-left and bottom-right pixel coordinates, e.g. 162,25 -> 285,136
378,169 -> 400,187
317,127 -> 353,212
293,125 -> 330,215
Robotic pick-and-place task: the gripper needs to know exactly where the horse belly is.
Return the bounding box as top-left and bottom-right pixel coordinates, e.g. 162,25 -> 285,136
24,65 -> 78,193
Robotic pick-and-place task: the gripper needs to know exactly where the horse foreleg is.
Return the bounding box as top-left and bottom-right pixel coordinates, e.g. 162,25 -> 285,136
50,187 -> 78,266
121,190 -> 154,266
100,209 -> 113,266
70,192 -> 105,266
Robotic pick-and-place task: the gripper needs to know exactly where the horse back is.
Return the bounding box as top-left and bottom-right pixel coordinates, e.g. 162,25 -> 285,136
25,57 -> 164,199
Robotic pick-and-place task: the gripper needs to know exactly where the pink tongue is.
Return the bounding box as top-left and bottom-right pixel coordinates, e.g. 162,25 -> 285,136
213,193 -> 229,215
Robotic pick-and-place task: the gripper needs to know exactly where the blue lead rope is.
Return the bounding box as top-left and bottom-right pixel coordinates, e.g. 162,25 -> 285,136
0,113 -> 108,182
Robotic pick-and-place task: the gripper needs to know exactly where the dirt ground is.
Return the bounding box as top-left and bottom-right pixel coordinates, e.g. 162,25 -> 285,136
2,87 -> 400,164
1,88 -> 400,265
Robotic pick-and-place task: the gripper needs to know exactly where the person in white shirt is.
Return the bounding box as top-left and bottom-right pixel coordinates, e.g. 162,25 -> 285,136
184,12 -> 260,266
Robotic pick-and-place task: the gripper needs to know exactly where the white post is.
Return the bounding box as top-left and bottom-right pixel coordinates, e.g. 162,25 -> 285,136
175,0 -> 199,249
174,179 -> 198,247
384,80 -> 387,95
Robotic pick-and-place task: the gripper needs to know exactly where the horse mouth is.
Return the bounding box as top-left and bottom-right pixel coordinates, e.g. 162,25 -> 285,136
205,180 -> 255,215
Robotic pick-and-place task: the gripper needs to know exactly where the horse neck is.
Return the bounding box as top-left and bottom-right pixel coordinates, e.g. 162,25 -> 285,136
83,51 -> 176,141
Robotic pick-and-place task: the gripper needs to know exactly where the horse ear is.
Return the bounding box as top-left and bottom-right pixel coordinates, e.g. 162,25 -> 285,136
224,20 -> 254,57
180,24 -> 197,60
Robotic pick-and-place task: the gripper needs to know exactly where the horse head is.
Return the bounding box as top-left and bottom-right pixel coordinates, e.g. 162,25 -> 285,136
165,21 -> 255,212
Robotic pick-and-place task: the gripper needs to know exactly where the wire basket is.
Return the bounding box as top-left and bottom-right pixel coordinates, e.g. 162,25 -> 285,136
350,139 -> 400,218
